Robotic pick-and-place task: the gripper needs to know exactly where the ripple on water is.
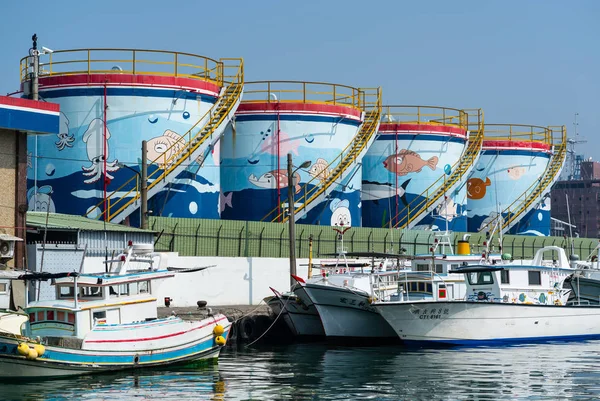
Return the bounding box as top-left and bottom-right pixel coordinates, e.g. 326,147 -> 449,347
2,341 -> 600,400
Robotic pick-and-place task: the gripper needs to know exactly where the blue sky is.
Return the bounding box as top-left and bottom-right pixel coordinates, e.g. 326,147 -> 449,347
1,0 -> 598,158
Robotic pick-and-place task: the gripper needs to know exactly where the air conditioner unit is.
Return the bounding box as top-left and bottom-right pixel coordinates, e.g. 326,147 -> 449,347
0,234 -> 23,260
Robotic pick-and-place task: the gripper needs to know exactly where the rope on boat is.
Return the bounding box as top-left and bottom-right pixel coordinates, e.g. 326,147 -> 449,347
245,282 -> 298,348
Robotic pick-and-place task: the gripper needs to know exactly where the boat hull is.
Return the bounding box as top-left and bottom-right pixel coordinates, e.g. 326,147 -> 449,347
302,283 -> 397,340
0,315 -> 231,379
375,301 -> 600,345
266,290 -> 324,338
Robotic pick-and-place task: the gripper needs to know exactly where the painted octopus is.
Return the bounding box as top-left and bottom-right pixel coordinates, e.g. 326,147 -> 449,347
81,119 -> 119,184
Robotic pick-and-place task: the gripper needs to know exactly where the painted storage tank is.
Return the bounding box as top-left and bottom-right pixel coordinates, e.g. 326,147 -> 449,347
467,124 -> 553,235
221,81 -> 375,226
362,106 -> 483,231
23,49 -> 241,224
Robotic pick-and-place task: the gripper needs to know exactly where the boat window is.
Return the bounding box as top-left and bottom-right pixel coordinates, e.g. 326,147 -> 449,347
467,272 -> 495,285
47,310 -> 54,321
501,270 -> 510,284
418,282 -> 425,292
426,283 -> 433,293
528,271 -> 542,285
0,283 -> 6,294
435,264 -> 443,274
57,311 -> 65,322
93,311 -> 106,321
29,313 -> 35,323
409,282 -> 417,292
67,313 -> 75,324
139,281 -> 149,294
416,264 -> 429,272
37,311 -> 44,322
58,286 -> 75,298
450,264 -> 459,271
80,286 -> 103,298
118,284 -> 129,296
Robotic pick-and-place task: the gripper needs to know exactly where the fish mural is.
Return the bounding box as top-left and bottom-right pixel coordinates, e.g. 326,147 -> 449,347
507,166 -> 527,181
248,170 -> 301,193
382,150 -> 438,176
81,119 -> 119,184
467,177 -> 491,200
260,131 -> 300,156
27,185 -> 56,213
146,129 -> 186,169
308,158 -> 331,183
362,179 -> 411,207
330,198 -> 351,227
435,196 -> 458,222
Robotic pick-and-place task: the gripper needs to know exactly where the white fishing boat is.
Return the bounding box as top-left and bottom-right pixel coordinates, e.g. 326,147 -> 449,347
0,243 -> 231,379
264,287 -> 324,338
373,245 -> 600,345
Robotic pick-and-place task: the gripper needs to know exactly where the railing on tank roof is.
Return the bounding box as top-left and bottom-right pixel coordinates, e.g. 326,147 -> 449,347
380,105 -> 468,131
242,81 -> 363,110
483,124 -> 552,145
20,49 -> 225,85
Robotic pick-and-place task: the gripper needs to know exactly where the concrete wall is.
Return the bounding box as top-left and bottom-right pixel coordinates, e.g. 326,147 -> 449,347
0,129 -> 17,237
82,254 -> 311,307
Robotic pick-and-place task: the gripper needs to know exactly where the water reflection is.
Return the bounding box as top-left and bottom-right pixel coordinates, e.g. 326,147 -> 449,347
2,341 -> 600,400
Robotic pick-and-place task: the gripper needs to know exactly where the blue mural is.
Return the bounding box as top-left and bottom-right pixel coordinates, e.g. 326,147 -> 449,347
362,127 -> 468,231
467,147 -> 551,235
220,109 -> 363,225
27,81 -> 220,221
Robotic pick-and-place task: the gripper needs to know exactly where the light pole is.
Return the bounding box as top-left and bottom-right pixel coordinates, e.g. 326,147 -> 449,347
287,153 -> 311,289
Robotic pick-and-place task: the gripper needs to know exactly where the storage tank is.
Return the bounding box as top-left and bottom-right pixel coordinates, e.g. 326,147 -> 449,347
221,81 -> 377,226
23,49 -> 241,224
467,124 -> 554,235
362,106 -> 483,231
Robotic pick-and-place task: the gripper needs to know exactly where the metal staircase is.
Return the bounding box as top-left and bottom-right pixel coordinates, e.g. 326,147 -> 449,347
87,58 -> 244,223
479,125 -> 567,234
390,109 -> 485,229
263,87 -> 382,223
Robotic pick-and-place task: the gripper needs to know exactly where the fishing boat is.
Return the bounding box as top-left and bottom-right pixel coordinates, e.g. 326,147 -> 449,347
373,245 -> 600,345
264,287 -> 324,338
0,242 -> 231,379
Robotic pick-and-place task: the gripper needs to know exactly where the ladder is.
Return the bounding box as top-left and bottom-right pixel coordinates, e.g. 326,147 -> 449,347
480,125 -> 567,234
86,58 -> 244,223
390,109 -> 484,229
264,88 -> 382,223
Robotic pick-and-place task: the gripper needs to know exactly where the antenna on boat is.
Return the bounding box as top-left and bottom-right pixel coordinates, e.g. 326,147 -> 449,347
565,193 -> 576,258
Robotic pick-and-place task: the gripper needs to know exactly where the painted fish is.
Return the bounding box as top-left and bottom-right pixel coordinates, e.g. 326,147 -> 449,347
146,130 -> 186,168
308,158 -> 331,183
382,150 -> 438,176
507,166 -> 527,180
436,196 -> 458,222
248,169 -> 301,193
467,177 -> 491,200
362,179 -> 411,207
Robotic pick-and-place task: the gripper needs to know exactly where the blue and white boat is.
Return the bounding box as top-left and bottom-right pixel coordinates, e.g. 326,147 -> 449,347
373,245 -> 600,345
0,243 -> 230,379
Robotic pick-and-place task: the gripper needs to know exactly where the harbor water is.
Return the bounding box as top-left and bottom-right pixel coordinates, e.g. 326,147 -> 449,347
2,341 -> 600,400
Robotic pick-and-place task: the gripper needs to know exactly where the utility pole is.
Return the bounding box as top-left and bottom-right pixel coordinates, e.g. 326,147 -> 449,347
287,153 -> 296,288
31,34 -> 39,101
141,140 -> 148,229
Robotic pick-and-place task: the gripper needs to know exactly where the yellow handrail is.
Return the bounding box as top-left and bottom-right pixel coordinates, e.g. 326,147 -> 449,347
85,58 -> 244,221
483,124 -> 552,145
20,48 -> 222,84
390,108 -> 484,229
381,105 -> 468,130
242,81 -> 362,110
479,125 -> 567,233
262,87 -> 382,223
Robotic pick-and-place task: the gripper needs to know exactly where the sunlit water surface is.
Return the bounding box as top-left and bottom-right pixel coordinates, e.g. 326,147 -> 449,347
3,340 -> 600,400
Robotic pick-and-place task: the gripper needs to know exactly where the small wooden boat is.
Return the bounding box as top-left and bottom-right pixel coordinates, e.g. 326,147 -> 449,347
0,243 -> 230,379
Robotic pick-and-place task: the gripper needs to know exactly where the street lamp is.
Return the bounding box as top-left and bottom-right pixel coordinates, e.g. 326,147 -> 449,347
287,153 -> 311,289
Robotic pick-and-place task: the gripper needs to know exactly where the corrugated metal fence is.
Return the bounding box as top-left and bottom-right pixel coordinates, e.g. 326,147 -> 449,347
150,217 -> 599,260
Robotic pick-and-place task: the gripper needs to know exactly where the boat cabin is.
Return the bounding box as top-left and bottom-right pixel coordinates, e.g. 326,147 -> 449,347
450,246 -> 574,305
22,243 -> 174,339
